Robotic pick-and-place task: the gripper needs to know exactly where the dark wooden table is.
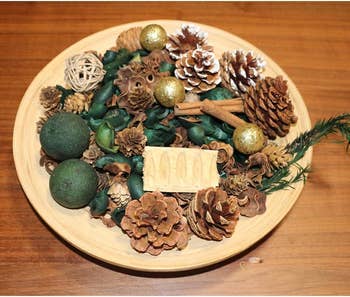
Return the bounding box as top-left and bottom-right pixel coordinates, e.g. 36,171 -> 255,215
1,2 -> 350,295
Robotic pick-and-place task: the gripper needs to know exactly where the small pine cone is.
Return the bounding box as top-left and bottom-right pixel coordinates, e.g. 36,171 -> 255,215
36,105 -> 61,133
115,27 -> 143,52
115,125 -> 147,157
107,182 -> 131,209
81,143 -> 104,165
187,187 -> 239,241
261,143 -> 292,169
97,172 -> 113,191
220,50 -> 265,96
121,191 -> 190,256
243,76 -> 298,140
175,47 -> 221,93
63,92 -> 93,114
39,86 -> 62,110
166,24 -> 213,60
221,174 -> 251,196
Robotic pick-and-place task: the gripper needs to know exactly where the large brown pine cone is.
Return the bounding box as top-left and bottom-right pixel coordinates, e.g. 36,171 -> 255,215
243,76 -> 298,140
175,47 -> 221,94
187,187 -> 239,241
166,24 -> 213,60
115,27 -> 143,52
115,125 -> 147,157
220,50 -> 265,96
121,191 -> 190,256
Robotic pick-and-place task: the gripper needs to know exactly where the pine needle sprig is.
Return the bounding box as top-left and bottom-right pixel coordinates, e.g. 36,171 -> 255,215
259,163 -> 311,194
285,113 -> 350,163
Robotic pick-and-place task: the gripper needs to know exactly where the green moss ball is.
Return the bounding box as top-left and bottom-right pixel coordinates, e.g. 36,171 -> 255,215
40,112 -> 90,161
49,159 -> 98,209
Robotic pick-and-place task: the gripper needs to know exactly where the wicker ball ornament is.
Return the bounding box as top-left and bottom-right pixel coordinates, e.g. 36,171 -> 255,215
64,52 -> 106,92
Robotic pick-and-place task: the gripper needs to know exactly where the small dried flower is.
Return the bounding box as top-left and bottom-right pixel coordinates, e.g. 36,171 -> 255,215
115,125 -> 147,157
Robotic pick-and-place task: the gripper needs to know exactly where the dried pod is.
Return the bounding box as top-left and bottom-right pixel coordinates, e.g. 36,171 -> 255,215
115,27 -> 143,52
115,125 -> 147,157
201,141 -> 234,164
237,187 -> 266,217
246,152 -> 273,185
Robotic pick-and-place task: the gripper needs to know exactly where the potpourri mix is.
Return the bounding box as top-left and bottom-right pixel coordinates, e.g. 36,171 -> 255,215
36,23 -> 350,256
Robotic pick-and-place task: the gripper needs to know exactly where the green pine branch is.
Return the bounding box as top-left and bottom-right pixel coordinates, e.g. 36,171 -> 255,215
259,113 -> 350,194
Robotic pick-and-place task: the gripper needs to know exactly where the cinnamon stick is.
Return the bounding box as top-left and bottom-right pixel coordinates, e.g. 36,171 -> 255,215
200,99 -> 247,128
174,98 -> 244,116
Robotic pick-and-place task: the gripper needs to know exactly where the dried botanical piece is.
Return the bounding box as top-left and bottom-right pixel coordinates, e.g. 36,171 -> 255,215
243,76 -> 298,139
222,173 -> 253,196
166,24 -> 212,60
115,27 -> 143,52
81,143 -> 104,165
104,162 -> 131,181
39,149 -> 58,175
237,187 -> 266,217
96,171 -> 113,191
175,47 -> 221,93
121,191 -> 190,256
39,86 -> 62,110
262,143 -> 292,169
63,92 -> 93,114
36,106 -> 61,133
142,49 -> 173,72
201,141 -> 234,165
108,182 -> 131,209
248,256 -> 263,264
115,125 -> 147,157
187,187 -> 239,240
246,152 -> 273,185
220,50 -> 265,96
173,192 -> 195,210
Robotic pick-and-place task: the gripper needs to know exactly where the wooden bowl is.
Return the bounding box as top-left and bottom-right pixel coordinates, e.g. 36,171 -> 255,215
13,20 -> 312,272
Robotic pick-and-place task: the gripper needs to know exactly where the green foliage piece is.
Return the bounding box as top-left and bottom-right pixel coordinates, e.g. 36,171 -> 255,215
56,85 -> 74,105
95,121 -> 118,153
200,87 -> 233,101
95,153 -> 131,169
188,125 -> 206,146
131,155 -> 144,176
111,207 -> 126,226
159,61 -> 176,75
103,108 -> 131,131
92,80 -> 116,105
89,189 -> 109,216
127,173 -> 144,199
103,48 -> 132,72
144,106 -> 172,128
102,50 -> 117,65
144,124 -> 176,146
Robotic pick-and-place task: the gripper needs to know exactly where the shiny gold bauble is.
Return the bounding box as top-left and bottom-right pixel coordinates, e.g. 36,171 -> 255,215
154,77 -> 185,108
140,24 -> 168,51
233,123 -> 266,155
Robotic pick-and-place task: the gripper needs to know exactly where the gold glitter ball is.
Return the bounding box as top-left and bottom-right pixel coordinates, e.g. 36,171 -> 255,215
140,24 -> 168,51
154,77 -> 185,107
233,123 -> 266,154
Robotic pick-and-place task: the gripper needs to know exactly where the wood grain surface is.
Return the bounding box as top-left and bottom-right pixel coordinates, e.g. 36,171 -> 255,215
1,2 -> 349,295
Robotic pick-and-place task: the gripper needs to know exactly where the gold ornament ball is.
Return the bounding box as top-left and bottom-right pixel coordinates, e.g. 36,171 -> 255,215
154,77 -> 185,108
140,24 -> 168,51
233,123 -> 266,155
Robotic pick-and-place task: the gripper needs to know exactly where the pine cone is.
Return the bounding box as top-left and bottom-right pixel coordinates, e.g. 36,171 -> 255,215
166,24 -> 212,60
121,191 -> 190,256
63,92 -> 93,114
107,182 -> 131,209
201,141 -> 234,165
261,143 -> 292,169
243,76 -> 298,140
81,143 -> 104,165
220,50 -> 265,96
237,187 -> 266,217
115,27 -> 143,52
115,125 -> 147,157
187,187 -> 239,241
39,86 -> 62,110
173,192 -> 195,210
175,47 -> 221,93
97,171 -> 113,191
221,173 -> 252,196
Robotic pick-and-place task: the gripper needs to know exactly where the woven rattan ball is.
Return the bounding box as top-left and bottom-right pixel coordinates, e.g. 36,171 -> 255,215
64,52 -> 106,92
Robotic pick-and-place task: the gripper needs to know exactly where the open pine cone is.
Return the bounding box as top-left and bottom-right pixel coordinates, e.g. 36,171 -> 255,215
115,125 -> 147,157
120,191 -> 190,256
261,143 -> 292,169
220,50 -> 265,96
243,76 -> 298,140
175,47 -> 221,93
39,86 -> 62,110
63,92 -> 93,114
187,187 -> 239,241
166,24 -> 213,60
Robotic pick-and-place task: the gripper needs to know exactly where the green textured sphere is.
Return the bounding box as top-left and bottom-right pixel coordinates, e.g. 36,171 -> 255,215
140,24 -> 168,51
233,123 -> 266,154
49,159 -> 98,209
154,77 -> 185,107
40,112 -> 90,161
